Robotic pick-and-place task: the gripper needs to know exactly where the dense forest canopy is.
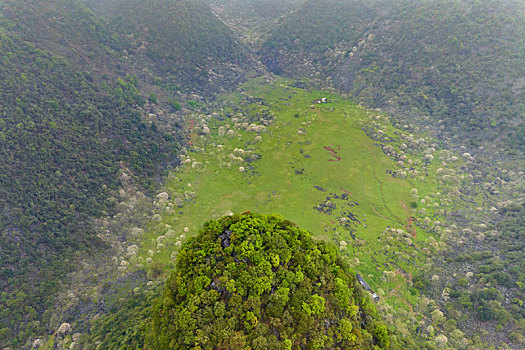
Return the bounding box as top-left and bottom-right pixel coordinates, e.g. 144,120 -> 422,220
0,26 -> 181,346
259,0 -> 375,76
0,0 -> 256,345
81,0 -> 251,93
0,0 -> 124,75
147,213 -> 390,350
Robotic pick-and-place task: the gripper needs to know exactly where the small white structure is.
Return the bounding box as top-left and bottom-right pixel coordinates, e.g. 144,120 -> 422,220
313,97 -> 328,104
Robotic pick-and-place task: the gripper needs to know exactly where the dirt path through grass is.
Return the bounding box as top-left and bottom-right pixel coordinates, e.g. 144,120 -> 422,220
368,151 -> 404,225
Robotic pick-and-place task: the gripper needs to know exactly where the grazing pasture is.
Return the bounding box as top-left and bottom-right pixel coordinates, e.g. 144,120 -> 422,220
136,77 -> 445,312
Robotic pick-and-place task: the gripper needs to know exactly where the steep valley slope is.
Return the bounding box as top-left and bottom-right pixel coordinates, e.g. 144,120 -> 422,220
0,0 -> 250,347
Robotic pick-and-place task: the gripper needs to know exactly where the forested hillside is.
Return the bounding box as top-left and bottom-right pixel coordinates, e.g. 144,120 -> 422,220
208,0 -> 306,48
260,0 -> 375,77
334,0 -> 525,161
0,0 -> 124,75
259,0 -> 525,161
0,0 -> 253,347
0,28 -> 181,347
82,0 -> 252,94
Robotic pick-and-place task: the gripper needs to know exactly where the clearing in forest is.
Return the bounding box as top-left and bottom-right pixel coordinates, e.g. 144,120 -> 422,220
140,77 -> 443,310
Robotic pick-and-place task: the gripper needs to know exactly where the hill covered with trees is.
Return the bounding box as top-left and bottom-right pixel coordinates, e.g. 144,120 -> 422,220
147,212 -> 390,349
0,0 -> 251,346
0,27 -> 181,347
0,0 -> 124,75
259,0 -> 525,162
81,0 -> 253,94
259,0 -> 375,78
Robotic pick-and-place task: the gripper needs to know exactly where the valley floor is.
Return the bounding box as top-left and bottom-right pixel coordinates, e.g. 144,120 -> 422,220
47,77 -> 518,350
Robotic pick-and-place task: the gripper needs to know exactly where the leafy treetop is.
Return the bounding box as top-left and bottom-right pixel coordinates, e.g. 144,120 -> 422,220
147,212 -> 389,350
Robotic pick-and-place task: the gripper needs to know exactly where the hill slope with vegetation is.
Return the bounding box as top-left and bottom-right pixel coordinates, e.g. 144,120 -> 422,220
0,27 -> 181,347
208,0 -> 306,49
0,0 -> 125,76
259,0 -> 525,161
334,0 -> 525,161
1,1 -> 524,349
148,212 -> 390,349
0,0 -> 257,346
259,0 -> 375,78
82,0 -> 252,94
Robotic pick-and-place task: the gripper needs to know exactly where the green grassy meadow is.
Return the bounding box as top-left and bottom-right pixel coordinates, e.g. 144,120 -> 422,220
136,77 -> 445,313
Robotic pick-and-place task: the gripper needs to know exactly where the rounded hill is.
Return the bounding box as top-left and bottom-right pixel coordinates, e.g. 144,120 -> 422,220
147,212 -> 389,349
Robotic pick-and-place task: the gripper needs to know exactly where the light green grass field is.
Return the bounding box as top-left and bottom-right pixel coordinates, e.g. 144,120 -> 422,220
138,77 -> 444,311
